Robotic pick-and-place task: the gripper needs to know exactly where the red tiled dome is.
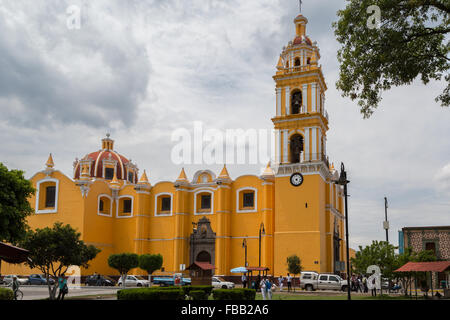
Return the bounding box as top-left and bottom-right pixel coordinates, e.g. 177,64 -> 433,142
293,35 -> 312,46
74,149 -> 131,180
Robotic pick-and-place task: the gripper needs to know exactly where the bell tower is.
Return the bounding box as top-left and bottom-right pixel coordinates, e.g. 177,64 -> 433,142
272,13 -> 334,275
273,14 -> 329,166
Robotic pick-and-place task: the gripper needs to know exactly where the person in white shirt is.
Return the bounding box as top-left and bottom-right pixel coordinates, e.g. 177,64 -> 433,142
278,275 -> 284,292
260,277 -> 267,300
287,273 -> 292,292
241,273 -> 247,288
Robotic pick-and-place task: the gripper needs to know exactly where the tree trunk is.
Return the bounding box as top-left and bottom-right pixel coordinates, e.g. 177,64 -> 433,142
148,274 -> 152,287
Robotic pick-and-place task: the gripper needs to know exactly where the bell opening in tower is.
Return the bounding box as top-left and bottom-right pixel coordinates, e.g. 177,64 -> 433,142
291,90 -> 303,114
290,134 -> 304,164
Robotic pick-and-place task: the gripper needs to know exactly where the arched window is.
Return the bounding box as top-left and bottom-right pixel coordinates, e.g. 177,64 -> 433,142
98,195 -> 112,217
286,61 -> 289,68
307,57 -> 311,65
155,193 -> 173,216
35,178 -> 59,214
291,91 -> 302,114
236,187 -> 258,213
290,134 -> 304,164
294,57 -> 300,67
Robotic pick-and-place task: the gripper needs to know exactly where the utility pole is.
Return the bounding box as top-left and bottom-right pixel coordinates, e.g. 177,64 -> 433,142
383,197 -> 389,243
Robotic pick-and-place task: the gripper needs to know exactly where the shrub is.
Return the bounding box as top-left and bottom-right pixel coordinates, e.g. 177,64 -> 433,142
0,288 -> 14,300
117,288 -> 184,300
182,285 -> 214,297
189,290 -> 208,300
212,288 -> 256,300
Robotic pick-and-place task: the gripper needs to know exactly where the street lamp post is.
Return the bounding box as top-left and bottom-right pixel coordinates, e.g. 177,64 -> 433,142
259,223 -> 265,274
384,197 -> 389,243
242,237 -> 248,267
334,162 -> 351,301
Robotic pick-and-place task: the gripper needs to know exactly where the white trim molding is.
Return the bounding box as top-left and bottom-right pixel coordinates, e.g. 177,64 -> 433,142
35,177 -> 59,214
154,192 -> 173,217
194,189 -> 214,215
116,195 -> 134,218
236,187 -> 258,213
97,194 -> 113,217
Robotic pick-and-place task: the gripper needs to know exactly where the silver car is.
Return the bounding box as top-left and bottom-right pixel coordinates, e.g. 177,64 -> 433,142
2,275 -> 29,285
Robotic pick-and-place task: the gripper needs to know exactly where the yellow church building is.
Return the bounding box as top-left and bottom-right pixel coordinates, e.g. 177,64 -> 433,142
4,13 -> 347,278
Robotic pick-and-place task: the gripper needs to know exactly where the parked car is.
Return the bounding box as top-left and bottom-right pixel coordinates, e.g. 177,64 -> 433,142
85,275 -> 116,286
212,276 -> 235,289
28,274 -> 55,285
117,275 -> 150,287
299,272 -> 348,291
152,273 -> 191,286
2,275 -> 29,286
299,271 -> 319,291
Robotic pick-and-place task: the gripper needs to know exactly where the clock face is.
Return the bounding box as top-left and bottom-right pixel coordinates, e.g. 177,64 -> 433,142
290,173 -> 304,187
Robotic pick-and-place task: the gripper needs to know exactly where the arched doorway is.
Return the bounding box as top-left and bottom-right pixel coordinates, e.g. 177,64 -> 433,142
196,251 -> 212,263
290,134 -> 304,163
291,91 -> 302,114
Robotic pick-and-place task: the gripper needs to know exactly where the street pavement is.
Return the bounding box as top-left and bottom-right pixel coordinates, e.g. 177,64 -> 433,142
1,285 -> 120,300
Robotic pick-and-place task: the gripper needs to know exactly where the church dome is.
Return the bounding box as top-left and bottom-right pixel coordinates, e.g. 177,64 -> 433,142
293,35 -> 312,46
73,134 -> 138,183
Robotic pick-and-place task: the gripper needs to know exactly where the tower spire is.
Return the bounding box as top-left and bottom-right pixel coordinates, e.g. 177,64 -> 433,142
299,0 -> 303,13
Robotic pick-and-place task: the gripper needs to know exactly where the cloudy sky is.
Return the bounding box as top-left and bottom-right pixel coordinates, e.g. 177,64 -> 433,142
0,0 -> 449,250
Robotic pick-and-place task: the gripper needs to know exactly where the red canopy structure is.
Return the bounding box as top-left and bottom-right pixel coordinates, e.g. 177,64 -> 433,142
0,242 -> 29,264
186,261 -> 216,286
186,261 -> 216,271
395,261 -> 450,273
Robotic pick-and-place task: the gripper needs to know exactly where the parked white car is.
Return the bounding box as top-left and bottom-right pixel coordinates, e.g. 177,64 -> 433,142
299,271 -> 348,291
117,275 -> 150,287
212,276 -> 235,289
2,275 -> 29,286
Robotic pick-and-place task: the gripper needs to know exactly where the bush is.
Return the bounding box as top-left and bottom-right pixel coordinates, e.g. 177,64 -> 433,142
182,285 -> 214,297
212,288 -> 256,300
189,290 -> 208,300
0,288 -> 14,300
117,288 -> 184,300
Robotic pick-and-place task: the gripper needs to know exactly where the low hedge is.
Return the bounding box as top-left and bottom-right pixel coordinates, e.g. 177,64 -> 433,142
189,290 -> 209,300
182,285 -> 214,297
212,288 -> 256,300
0,288 -> 14,300
117,288 -> 185,300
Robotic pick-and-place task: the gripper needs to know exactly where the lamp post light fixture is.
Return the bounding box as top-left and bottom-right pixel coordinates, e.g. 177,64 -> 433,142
259,223 -> 265,274
242,237 -> 248,267
334,162 -> 351,301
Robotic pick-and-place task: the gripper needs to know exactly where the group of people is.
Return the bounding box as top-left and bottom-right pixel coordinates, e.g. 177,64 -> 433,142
349,274 -> 402,296
241,273 -> 295,299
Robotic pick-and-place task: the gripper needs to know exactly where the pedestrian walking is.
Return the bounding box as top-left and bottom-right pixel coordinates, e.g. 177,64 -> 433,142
260,277 -> 267,300
287,273 -> 292,292
241,273 -> 247,288
265,278 -> 273,300
57,276 -> 68,300
362,275 -> 368,293
278,275 -> 284,292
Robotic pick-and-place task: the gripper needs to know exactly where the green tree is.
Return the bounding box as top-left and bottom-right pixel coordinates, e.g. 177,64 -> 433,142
138,254 -> 163,286
333,0 -> 449,118
0,163 -> 35,244
351,240 -> 398,279
21,222 -> 100,300
108,253 -> 139,288
286,255 -> 303,292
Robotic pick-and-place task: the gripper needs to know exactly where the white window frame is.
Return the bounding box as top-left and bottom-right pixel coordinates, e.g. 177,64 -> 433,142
236,187 -> 258,213
154,193 -> 173,217
116,195 -> 133,218
194,189 -> 214,215
97,194 -> 113,217
35,177 -> 59,214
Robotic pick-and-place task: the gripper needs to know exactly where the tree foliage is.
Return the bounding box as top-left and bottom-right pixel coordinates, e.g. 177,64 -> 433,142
108,253 -> 139,287
21,222 -> 100,300
139,254 -> 163,284
286,255 -> 303,276
333,0 -> 449,117
0,163 -> 35,244
351,240 -> 398,278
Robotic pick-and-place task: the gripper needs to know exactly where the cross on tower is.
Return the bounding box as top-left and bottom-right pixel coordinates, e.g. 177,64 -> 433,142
299,0 -> 303,13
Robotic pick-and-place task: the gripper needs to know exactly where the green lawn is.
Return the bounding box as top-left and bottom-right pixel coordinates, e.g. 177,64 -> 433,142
255,293 -> 421,300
